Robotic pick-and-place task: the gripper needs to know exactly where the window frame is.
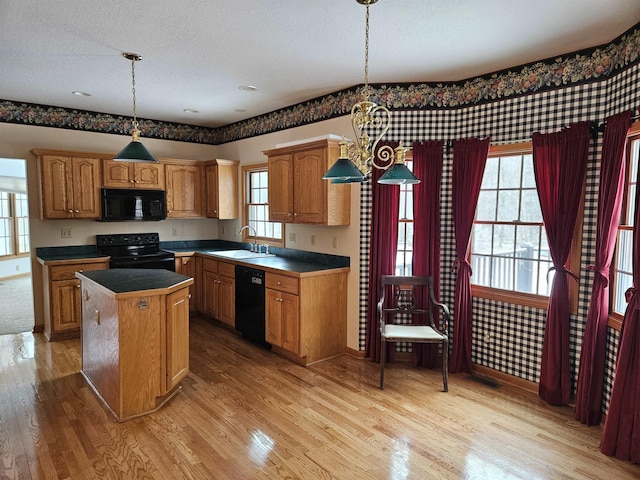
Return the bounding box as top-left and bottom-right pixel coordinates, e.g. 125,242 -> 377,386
609,121 -> 640,331
241,164 -> 284,247
470,142 -> 582,313
0,191 -> 30,259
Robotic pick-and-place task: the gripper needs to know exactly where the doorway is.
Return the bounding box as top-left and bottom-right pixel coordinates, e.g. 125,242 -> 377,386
0,157 -> 34,335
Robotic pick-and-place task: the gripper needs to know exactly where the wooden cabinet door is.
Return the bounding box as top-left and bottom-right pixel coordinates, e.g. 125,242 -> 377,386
265,289 -> 283,347
51,279 -> 82,332
201,270 -> 218,318
176,255 -> 198,312
268,153 -> 294,222
135,163 -> 164,189
205,164 -> 219,218
102,160 -> 134,188
166,164 -> 203,218
280,291 -> 300,354
166,288 -> 190,392
41,155 -> 73,219
71,157 -> 101,219
293,148 -> 326,224
217,274 -> 235,327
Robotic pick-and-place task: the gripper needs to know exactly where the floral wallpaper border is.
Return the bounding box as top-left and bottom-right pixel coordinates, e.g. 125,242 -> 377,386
1,22 -> 639,146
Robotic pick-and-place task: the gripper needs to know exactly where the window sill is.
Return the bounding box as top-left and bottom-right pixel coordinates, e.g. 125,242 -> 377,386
608,313 -> 623,331
471,285 -> 549,310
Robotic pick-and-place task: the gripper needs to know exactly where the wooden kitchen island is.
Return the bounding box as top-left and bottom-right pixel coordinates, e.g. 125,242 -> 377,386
76,268 -> 193,422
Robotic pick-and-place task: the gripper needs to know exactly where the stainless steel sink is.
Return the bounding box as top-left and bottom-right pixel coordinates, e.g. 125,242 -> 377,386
205,249 -> 275,259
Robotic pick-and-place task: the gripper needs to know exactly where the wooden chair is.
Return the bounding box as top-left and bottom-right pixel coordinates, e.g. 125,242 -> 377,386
377,275 -> 450,391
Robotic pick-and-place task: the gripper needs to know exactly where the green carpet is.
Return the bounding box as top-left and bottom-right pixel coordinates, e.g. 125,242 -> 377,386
0,275 -> 34,335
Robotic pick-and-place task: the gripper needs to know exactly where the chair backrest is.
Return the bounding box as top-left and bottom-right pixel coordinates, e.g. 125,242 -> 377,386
379,275 -> 434,317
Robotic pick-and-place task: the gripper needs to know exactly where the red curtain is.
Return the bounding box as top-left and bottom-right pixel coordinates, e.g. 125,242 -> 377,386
365,141 -> 400,362
533,122 -> 590,405
412,140 -> 444,367
450,137 -> 491,373
601,129 -> 640,463
575,111 -> 632,425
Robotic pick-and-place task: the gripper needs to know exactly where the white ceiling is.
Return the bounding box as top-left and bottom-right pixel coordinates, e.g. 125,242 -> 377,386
1,0 -> 639,129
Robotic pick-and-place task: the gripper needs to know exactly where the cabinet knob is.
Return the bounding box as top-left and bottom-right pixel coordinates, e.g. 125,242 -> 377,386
293,213 -> 298,217
130,179 -> 135,183
277,281 -> 282,285
287,213 -> 291,217
68,209 -> 74,213
75,209 -> 80,213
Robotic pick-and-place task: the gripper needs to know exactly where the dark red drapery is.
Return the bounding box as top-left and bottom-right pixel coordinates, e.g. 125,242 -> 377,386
575,111 -> 631,425
450,137 -> 490,374
601,124 -> 640,463
412,140 -> 444,367
533,121 -> 590,405
365,141 -> 400,362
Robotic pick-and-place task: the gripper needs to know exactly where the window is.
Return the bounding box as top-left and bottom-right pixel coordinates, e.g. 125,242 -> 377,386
396,155 -> 414,275
242,165 -> 283,246
611,123 -> 640,326
469,143 -> 583,310
0,192 -> 30,257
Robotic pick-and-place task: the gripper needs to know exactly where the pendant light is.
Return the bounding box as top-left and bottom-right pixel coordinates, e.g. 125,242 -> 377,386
323,0 -> 419,185
114,52 -> 159,163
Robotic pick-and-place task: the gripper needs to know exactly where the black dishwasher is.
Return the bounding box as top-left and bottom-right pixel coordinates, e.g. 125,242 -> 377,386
235,265 -> 268,346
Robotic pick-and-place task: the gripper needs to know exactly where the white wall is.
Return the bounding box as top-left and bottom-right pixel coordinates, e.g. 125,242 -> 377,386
0,119 -> 363,352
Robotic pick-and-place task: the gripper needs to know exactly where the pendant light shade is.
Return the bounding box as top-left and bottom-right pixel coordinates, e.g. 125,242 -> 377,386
377,162 -> 420,184
114,52 -> 159,163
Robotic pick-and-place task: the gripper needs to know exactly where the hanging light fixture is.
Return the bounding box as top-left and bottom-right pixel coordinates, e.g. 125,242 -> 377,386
323,0 -> 419,185
114,52 -> 159,163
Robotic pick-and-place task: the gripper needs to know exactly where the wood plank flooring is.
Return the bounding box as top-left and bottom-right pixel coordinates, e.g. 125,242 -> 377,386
1,315 -> 639,479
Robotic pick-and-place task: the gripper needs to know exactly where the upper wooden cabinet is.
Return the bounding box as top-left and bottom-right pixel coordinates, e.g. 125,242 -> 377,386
205,159 -> 239,219
32,149 -> 103,220
263,138 -> 350,225
164,160 -> 204,218
102,159 -> 165,190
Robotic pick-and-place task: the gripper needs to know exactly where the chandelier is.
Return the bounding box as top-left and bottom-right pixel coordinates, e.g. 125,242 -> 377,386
114,52 -> 159,163
323,0 -> 419,185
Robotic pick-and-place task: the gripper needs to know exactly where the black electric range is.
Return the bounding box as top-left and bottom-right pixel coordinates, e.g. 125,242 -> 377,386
96,233 -> 175,271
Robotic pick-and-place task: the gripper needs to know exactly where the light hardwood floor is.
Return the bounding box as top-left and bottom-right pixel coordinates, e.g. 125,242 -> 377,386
1,315 -> 638,479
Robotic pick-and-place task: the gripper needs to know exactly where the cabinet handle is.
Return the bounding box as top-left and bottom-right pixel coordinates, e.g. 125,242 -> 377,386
94,309 -> 100,325
188,294 -> 192,299
68,209 -> 74,213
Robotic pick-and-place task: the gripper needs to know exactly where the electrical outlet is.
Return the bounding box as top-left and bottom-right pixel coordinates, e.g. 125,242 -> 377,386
310,234 -> 316,246
172,227 -> 180,237
332,236 -> 338,249
289,232 -> 296,243
15,265 -> 20,271
484,333 -> 491,344
61,228 -> 72,238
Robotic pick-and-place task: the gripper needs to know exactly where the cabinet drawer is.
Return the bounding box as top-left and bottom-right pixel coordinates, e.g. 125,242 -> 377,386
50,261 -> 108,281
266,273 -> 299,295
218,261 -> 235,278
202,258 -> 218,274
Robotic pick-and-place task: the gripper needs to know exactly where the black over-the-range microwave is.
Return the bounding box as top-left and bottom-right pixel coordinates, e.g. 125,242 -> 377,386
99,188 -> 166,221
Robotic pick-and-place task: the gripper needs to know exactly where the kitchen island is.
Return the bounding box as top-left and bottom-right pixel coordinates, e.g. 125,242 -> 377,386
77,268 -> 193,422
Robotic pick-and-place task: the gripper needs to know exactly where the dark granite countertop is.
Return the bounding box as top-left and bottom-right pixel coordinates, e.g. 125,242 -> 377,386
37,240 -> 350,274
77,268 -> 192,294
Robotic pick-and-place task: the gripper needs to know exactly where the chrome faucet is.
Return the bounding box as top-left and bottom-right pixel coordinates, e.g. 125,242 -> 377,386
240,225 -> 257,252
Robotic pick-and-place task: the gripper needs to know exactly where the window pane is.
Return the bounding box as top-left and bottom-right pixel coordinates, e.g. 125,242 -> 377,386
520,189 -> 542,222
472,224 -> 493,255
497,189 -> 519,222
522,154 -> 535,188
516,225 -> 541,258
482,157 -> 499,189
617,230 -> 633,273
493,224 -> 515,255
476,190 -> 496,221
499,155 -> 522,189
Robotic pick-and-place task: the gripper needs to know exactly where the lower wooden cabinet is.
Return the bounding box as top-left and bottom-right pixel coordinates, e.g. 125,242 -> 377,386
175,254 -> 200,312
265,270 -> 348,365
201,258 -> 235,327
39,258 -> 109,340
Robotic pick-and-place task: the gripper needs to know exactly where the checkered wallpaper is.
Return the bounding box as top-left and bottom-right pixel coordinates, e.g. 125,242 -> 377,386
358,62 -> 640,414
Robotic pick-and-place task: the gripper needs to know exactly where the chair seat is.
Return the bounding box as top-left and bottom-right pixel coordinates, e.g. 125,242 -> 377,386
383,324 -> 444,341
